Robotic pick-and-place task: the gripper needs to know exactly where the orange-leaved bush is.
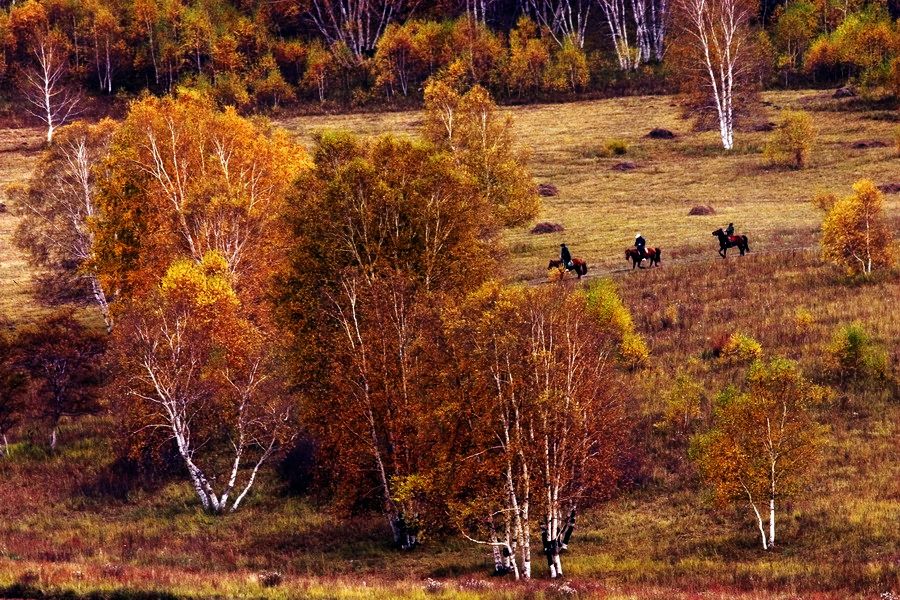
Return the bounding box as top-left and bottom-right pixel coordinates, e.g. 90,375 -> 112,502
819,179 -> 895,276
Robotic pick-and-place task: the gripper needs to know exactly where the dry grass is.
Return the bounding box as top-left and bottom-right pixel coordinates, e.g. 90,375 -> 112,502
0,126 -> 45,325
283,90 -> 899,279
0,92 -> 897,598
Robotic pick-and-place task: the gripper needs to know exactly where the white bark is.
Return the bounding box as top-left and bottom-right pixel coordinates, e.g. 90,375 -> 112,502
135,317 -> 285,514
526,0 -> 591,48
307,0 -> 405,58
597,0 -> 637,69
677,0 -> 753,149
21,36 -> 82,144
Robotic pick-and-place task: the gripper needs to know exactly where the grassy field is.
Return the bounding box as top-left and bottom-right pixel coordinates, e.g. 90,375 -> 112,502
283,90 -> 900,279
0,91 -> 897,599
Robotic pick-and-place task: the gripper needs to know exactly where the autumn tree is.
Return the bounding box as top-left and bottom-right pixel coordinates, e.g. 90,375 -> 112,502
772,0 -> 818,76
673,0 -> 759,149
20,27 -> 81,143
447,282 -> 626,579
13,312 -> 105,451
764,109 -> 815,168
546,37 -> 589,93
506,17 -> 550,98
692,358 -> 827,550
819,179 -> 895,276
94,95 -> 304,510
93,93 -> 305,302
13,119 -> 116,331
423,80 -> 540,227
112,253 -> 294,513
306,0 -> 406,59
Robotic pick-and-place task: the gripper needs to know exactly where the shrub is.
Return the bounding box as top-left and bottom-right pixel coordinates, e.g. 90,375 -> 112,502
764,110 -> 815,168
794,307 -> 814,334
826,322 -> 888,382
585,278 -> 650,369
662,371 -> 705,432
719,332 -> 763,363
605,138 -> 629,155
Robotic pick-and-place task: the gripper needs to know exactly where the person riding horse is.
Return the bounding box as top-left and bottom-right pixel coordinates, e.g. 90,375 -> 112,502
634,233 -> 646,258
560,243 -> 573,270
725,223 -> 735,237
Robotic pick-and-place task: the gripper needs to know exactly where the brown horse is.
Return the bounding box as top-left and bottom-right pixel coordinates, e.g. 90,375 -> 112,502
712,228 -> 750,258
625,247 -> 662,269
548,258 -> 589,278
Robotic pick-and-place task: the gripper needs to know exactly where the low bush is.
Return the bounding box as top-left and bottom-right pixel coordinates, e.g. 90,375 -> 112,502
719,332 -> 763,364
826,322 -> 889,383
764,110 -> 815,169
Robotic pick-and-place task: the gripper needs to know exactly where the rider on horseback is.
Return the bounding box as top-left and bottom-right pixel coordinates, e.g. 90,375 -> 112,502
634,233 -> 646,258
725,223 -> 735,237
560,243 -> 573,270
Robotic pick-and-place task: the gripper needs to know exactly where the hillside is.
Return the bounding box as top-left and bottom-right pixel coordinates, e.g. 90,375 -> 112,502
0,90 -> 897,599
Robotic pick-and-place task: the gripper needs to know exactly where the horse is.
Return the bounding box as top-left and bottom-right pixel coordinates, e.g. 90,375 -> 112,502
548,258 -> 589,279
625,247 -> 662,269
712,228 -> 750,258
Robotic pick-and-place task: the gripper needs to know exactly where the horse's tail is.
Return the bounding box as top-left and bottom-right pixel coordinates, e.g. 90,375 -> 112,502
744,236 -> 750,252
656,248 -> 662,264
581,262 -> 588,276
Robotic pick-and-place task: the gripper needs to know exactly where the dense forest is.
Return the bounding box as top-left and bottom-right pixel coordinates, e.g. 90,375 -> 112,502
0,0 -> 899,119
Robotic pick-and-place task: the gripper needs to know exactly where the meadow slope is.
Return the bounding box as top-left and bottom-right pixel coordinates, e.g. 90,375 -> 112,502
0,90 -> 897,599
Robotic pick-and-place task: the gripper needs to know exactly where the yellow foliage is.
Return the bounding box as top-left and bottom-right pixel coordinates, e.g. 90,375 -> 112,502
720,332 -> 763,363
662,371 -> 705,432
821,179 -> 895,276
794,307 -> 814,334
764,109 -> 815,168
585,278 -> 650,369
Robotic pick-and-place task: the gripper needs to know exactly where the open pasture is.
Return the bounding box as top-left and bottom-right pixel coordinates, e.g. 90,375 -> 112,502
283,90 -> 899,279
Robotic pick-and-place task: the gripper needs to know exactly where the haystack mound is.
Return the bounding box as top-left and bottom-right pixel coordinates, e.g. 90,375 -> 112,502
647,128 -> 676,139
537,183 -> 559,197
688,205 -> 716,216
530,222 -> 565,234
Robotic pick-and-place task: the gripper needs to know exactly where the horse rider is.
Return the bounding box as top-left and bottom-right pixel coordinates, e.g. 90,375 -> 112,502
634,233 -> 646,258
560,243 -> 573,270
725,222 -> 735,237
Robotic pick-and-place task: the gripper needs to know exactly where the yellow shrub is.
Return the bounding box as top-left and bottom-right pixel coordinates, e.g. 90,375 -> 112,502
662,372 -> 705,432
621,331 -> 650,370
794,307 -> 814,334
720,332 -> 763,363
764,110 -> 815,168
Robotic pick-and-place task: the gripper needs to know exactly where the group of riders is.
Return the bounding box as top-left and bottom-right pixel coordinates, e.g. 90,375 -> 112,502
557,222 -> 736,272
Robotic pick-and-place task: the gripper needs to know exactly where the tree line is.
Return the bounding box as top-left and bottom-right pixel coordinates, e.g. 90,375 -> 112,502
0,0 -> 897,128
1,82 -> 895,576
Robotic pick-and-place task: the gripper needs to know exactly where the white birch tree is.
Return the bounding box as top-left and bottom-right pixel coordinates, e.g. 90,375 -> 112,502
692,358 -> 826,550
525,0 -> 592,48
452,283 -> 625,579
117,253 -> 292,514
13,120 -> 116,332
21,30 -> 81,144
307,0 -> 407,59
675,0 -> 755,149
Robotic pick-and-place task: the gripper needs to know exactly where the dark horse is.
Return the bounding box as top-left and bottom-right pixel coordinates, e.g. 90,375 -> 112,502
625,247 -> 662,269
548,258 -> 589,279
712,228 -> 750,258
